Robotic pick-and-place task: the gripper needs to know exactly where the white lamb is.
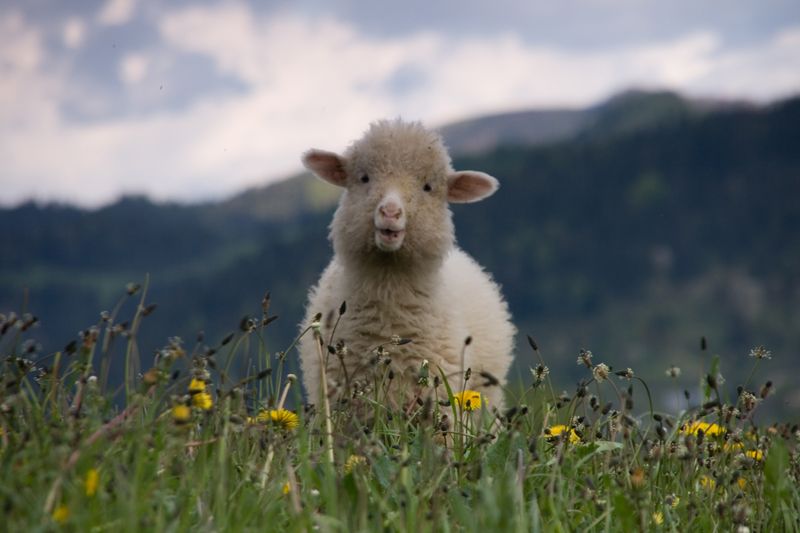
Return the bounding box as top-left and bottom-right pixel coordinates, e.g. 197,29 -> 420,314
297,119 -> 515,411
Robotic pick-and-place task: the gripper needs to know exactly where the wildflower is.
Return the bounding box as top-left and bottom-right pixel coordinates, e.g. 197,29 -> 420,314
344,454 -> 367,474
652,511 -> 664,526
253,409 -> 299,431
736,477 -> 748,490
418,359 -> 430,387
739,391 -> 760,412
282,482 -> 291,495
172,404 -> 191,423
680,421 -> 725,438
52,505 -> 70,524
592,363 -> 610,383
665,366 -> 681,378
665,494 -> 680,509
699,475 -> 716,491
452,390 -> 485,411
746,449 -> 764,461
577,349 -> 593,368
85,468 -> 99,497
188,378 -> 206,394
545,424 -> 581,445
749,346 -> 771,360
630,467 -> 646,489
531,364 -> 549,383
616,368 -> 635,380
192,392 -> 213,410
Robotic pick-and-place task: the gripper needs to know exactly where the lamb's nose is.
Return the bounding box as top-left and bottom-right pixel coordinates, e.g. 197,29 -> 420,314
379,202 -> 403,220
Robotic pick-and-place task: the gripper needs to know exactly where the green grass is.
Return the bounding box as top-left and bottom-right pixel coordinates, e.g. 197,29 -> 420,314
1,282 -> 798,532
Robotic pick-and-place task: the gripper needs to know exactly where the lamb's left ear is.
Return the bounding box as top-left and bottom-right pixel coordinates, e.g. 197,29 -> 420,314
302,149 -> 348,187
446,171 -> 499,203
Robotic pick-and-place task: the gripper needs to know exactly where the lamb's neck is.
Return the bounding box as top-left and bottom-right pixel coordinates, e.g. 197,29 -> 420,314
340,258 -> 441,303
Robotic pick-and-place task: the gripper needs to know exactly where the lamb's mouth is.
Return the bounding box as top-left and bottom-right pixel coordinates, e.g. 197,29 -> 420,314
375,227 -> 406,250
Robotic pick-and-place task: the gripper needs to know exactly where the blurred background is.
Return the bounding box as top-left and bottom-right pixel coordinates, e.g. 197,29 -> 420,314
1,0 -> 799,418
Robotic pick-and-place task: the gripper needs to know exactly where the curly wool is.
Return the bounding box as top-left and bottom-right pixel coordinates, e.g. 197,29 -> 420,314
298,119 -> 516,409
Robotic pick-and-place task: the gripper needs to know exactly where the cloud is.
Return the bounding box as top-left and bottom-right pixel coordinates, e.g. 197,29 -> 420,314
62,17 -> 87,49
0,5 -> 799,208
119,53 -> 149,85
97,0 -> 137,27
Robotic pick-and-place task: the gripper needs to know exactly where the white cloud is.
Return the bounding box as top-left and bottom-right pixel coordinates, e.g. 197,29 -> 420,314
119,53 -> 149,84
1,5 -> 799,208
62,16 -> 87,49
97,0 -> 136,27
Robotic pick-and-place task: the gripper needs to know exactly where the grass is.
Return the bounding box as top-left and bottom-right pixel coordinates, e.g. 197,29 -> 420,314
1,281 -> 798,532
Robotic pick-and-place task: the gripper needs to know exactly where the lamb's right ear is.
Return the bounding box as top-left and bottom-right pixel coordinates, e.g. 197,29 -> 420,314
302,149 -> 348,187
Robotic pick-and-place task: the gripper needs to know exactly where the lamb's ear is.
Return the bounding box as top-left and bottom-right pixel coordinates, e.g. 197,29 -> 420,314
302,149 -> 348,187
446,171 -> 499,203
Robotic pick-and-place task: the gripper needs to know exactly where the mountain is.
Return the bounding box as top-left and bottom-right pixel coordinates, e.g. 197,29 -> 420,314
2,90 -> 798,417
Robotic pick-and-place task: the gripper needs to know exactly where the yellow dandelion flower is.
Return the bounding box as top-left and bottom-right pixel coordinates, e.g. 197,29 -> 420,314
172,404 -> 191,423
52,504 -> 70,524
746,449 -> 764,461
452,390 -> 485,411
85,468 -> 99,497
680,421 -> 725,438
652,511 -> 664,526
545,424 -> 581,445
699,475 -> 716,491
253,409 -> 299,431
282,482 -> 291,495
192,392 -> 213,410
188,378 -> 206,393
737,477 -> 748,490
344,454 -> 367,474
724,441 -> 744,452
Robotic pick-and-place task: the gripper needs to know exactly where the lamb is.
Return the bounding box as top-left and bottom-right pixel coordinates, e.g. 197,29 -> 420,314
297,118 -> 516,411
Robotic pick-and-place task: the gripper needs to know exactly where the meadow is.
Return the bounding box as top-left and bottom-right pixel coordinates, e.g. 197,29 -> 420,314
1,280 -> 798,532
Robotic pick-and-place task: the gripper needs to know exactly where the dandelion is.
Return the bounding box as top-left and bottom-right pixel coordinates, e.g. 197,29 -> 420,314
577,349 -> 593,368
665,365 -> 681,378
737,477 -> 748,490
172,404 -> 191,424
680,421 -> 725,438
52,505 -> 70,524
592,363 -> 610,383
85,468 -> 99,497
652,511 -> 664,526
699,475 -> 716,491
192,392 -> 213,410
452,390 -> 485,411
344,454 -> 367,474
188,378 -> 206,394
746,449 -> 764,461
545,424 -> 581,445
253,409 -> 299,431
749,346 -> 771,360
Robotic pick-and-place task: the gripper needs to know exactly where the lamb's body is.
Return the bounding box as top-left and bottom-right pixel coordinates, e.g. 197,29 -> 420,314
297,119 -> 516,411
299,247 -> 515,408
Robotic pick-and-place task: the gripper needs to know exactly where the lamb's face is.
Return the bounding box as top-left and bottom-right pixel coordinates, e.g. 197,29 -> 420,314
302,119 -> 499,267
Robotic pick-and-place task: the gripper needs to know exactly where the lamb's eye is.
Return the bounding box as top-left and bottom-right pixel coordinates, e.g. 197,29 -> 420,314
423,183 -> 432,192
360,175 -> 370,184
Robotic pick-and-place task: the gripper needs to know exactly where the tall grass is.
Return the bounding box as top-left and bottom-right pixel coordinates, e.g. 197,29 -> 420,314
0,282 -> 797,532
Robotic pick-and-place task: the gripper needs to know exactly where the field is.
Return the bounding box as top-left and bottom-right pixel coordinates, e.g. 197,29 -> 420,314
1,281 -> 798,532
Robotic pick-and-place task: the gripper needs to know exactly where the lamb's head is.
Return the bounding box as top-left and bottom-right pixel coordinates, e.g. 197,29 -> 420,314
302,119 -> 498,268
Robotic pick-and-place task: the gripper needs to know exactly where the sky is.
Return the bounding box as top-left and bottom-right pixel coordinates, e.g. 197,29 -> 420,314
1,0 -> 799,208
